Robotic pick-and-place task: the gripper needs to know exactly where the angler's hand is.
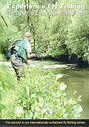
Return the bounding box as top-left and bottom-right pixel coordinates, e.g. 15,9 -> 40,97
25,60 -> 30,65
28,53 -> 37,58
31,53 -> 37,57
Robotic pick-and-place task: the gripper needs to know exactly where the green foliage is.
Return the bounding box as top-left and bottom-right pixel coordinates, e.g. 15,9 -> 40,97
65,0 -> 89,61
0,54 -> 6,61
0,65 -> 83,119
0,0 -> 89,62
0,65 -> 16,117
66,15 -> 89,61
0,18 -> 19,53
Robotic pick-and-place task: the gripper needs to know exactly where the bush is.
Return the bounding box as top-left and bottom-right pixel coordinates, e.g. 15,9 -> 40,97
0,54 -> 6,61
0,65 -> 16,118
0,65 -> 83,119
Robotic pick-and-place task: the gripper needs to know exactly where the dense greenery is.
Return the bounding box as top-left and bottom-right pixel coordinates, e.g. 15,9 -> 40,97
1,0 -> 89,120
0,65 -> 82,119
0,0 -> 89,62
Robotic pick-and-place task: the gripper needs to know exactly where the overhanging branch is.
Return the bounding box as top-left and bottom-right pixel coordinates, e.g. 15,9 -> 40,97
0,11 -> 8,27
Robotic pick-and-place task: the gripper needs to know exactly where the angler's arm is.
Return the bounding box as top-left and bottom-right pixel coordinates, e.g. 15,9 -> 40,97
27,52 -> 32,58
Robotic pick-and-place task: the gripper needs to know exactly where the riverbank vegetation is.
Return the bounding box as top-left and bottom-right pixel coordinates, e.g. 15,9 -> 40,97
0,65 -> 82,118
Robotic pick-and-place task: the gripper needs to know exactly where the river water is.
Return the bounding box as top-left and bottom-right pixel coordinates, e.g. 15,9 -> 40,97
51,67 -> 89,119
31,60 -> 89,118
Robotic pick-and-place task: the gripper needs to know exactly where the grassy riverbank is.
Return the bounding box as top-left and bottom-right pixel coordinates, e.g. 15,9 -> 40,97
0,64 -> 82,119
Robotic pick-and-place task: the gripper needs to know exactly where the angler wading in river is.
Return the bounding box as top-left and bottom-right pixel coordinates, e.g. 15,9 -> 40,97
10,32 -> 35,81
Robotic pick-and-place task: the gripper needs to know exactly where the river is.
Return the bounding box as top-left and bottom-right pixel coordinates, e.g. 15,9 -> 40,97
30,60 -> 89,119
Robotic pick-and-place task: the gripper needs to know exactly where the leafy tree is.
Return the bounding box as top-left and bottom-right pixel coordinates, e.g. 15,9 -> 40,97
66,0 -> 89,62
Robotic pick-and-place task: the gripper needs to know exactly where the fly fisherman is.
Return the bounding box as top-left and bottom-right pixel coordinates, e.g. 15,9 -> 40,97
10,32 -> 32,81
